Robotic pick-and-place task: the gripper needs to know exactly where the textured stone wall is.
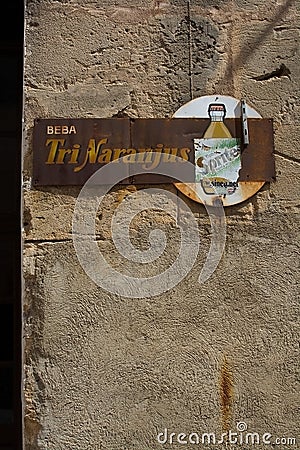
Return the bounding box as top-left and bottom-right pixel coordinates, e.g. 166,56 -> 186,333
23,1 -> 299,449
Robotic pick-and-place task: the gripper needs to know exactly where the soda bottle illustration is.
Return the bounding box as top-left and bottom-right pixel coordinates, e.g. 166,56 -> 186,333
194,103 -> 241,197
204,103 -> 232,138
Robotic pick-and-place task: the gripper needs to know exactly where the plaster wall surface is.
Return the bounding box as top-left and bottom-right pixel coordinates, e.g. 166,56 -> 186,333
23,1 -> 299,449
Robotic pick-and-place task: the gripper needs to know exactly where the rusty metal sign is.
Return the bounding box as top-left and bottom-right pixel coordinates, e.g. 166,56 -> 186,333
32,117 -> 275,188
33,118 -> 198,186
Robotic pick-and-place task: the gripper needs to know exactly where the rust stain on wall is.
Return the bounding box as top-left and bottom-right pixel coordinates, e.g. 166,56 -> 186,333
220,355 -> 234,433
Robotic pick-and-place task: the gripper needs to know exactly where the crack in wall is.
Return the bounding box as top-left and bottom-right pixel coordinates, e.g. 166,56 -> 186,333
187,0 -> 194,100
25,236 -> 109,245
252,63 -> 291,81
220,355 -> 234,434
25,238 -> 73,244
274,151 -> 300,165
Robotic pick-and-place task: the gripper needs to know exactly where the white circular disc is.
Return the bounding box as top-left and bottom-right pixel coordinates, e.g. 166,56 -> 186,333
173,95 -> 265,206
173,95 -> 262,119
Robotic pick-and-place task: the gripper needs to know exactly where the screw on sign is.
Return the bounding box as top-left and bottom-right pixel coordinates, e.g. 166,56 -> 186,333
173,95 -> 266,207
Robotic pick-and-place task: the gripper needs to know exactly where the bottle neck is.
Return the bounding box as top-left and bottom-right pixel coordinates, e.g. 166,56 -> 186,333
210,112 -> 225,122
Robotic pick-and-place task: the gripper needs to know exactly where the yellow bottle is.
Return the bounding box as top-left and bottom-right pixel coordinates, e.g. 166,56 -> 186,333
197,103 -> 240,196
203,104 -> 232,138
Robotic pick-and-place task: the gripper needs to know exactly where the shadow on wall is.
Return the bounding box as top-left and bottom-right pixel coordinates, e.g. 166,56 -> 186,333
219,0 -> 295,89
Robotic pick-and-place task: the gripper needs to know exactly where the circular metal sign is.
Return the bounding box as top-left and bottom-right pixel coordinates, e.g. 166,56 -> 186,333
173,95 -> 265,206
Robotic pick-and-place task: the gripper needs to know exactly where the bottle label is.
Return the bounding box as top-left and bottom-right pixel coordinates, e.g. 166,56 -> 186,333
194,138 -> 241,196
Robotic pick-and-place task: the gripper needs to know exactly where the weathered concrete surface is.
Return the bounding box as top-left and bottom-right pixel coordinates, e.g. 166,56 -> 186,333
23,0 -> 299,449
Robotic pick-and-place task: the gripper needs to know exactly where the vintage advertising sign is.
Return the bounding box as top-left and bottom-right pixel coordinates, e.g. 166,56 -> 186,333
32,96 -> 275,206
173,95 -> 275,206
32,118 -> 204,186
193,103 -> 241,197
